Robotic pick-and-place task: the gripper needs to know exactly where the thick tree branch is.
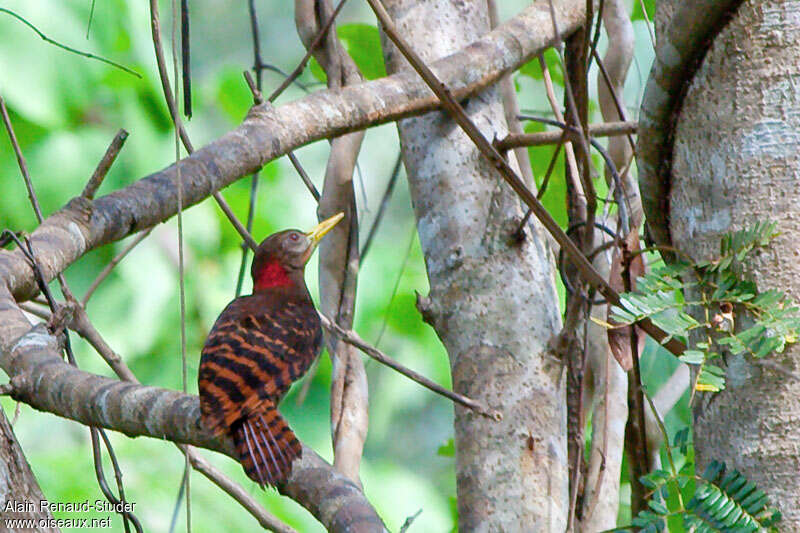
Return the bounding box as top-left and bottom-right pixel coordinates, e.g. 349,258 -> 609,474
0,304 -> 386,533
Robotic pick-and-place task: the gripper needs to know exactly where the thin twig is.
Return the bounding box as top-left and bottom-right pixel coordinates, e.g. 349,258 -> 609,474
218,196 -> 259,251
319,313 -> 501,420
586,0 -> 605,72
83,129 -> 129,200
243,70 -> 264,104
86,0 -> 97,38
538,136 -> 565,200
0,8 -> 140,77
590,47 -> 636,152
637,0 -> 656,48
184,446 -> 299,533
170,0 -> 192,527
244,71 -> 317,199
496,121 -> 637,149
398,509 -> 422,533
288,152 -> 320,200
181,0 -> 192,118
19,302 -> 139,383
623,243 -> 649,515
537,53 -> 586,221
258,63 -> 312,93
248,0 -> 264,85
546,0 -> 597,232
373,226 -> 416,348
642,389 -> 684,509
516,113 -> 631,236
90,427 -> 139,533
0,230 -> 23,249
1,95 -> 44,222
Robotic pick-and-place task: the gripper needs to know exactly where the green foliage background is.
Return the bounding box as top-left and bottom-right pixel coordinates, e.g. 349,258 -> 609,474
0,1 -> 676,531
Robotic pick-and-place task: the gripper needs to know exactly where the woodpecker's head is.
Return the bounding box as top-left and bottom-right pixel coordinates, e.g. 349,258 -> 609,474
251,212 -> 344,290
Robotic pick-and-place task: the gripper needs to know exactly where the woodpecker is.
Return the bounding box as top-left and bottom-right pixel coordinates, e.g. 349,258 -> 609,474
198,213 -> 343,487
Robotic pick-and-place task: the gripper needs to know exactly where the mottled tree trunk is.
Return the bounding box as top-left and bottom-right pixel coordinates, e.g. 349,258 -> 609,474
379,0 -> 568,530
666,1 -> 800,525
0,408 -> 57,532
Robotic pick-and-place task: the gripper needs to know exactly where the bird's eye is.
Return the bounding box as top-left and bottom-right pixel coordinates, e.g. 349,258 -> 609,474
289,233 -> 300,242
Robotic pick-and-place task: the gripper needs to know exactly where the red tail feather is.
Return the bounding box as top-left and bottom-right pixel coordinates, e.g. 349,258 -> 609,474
231,400 -> 302,488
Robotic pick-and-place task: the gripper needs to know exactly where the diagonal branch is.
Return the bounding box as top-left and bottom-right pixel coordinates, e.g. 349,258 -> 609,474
318,314 -> 500,419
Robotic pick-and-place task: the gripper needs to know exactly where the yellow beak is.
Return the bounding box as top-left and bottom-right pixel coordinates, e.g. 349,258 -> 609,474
306,212 -> 345,245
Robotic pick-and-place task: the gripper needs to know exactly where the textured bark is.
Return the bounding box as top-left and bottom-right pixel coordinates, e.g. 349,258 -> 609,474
660,0 -> 800,525
0,407 -> 57,532
637,0 -> 746,249
380,0 -> 570,530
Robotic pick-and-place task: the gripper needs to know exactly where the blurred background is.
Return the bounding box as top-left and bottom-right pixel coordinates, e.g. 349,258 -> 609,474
0,1 -> 684,531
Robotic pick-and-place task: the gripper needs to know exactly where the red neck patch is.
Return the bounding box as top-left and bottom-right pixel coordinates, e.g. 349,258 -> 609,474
254,259 -> 293,290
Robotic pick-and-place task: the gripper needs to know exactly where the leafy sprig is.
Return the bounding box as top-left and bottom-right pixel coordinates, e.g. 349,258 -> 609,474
608,222 -> 799,393
631,459 -> 782,532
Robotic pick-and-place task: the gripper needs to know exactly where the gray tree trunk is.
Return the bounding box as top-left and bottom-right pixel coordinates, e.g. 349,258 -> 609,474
667,0 -> 800,525
0,408 -> 58,532
379,0 -> 568,530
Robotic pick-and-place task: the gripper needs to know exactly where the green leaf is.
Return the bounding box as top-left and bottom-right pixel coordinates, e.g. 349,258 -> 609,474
631,0 -> 655,21
216,68 -> 254,123
696,364 -> 726,392
648,499 -> 669,515
309,56 -> 327,83
337,23 -> 387,80
518,48 -> 562,85
307,24 -> 387,82
679,349 -> 705,365
674,428 -> 690,455
437,438 -> 455,457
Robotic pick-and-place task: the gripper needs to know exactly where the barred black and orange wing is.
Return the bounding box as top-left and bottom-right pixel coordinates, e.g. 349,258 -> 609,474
198,293 -> 322,486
